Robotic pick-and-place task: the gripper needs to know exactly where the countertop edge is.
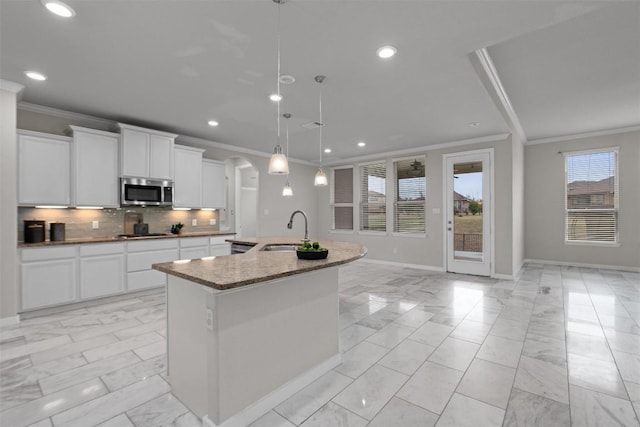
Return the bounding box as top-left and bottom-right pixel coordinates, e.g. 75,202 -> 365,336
18,231 -> 237,248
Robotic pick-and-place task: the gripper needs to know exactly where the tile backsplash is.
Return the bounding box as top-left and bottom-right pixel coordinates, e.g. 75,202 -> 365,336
18,207 -> 220,241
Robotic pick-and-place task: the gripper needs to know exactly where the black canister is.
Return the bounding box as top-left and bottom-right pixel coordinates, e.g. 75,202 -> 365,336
24,220 -> 45,243
50,223 -> 66,241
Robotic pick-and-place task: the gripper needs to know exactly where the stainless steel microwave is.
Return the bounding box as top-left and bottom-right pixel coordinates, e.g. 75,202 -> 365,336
121,178 -> 173,206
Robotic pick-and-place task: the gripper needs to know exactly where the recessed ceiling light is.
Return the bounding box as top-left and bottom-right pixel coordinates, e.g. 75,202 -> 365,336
469,122 -> 480,127
25,71 -> 47,81
357,141 -> 366,147
207,120 -> 219,127
376,45 -> 397,59
269,93 -> 282,102
324,148 -> 332,154
41,0 -> 76,18
279,74 -> 295,85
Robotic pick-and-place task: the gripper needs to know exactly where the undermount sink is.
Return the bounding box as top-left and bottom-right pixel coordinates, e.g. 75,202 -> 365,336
260,244 -> 298,252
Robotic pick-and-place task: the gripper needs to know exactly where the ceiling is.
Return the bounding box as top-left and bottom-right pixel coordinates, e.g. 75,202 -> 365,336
1,1 -> 638,164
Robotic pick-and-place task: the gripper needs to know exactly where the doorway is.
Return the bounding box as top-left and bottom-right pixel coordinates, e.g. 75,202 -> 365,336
233,160 -> 258,239
444,150 -> 493,276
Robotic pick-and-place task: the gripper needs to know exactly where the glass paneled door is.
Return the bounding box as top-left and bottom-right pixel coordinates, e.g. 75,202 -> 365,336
445,151 -> 492,276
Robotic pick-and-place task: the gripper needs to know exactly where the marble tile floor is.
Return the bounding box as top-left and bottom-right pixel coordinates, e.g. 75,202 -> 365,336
1,262 -> 639,426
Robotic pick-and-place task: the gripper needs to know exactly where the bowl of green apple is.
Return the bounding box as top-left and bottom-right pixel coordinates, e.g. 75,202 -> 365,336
296,241 -> 328,260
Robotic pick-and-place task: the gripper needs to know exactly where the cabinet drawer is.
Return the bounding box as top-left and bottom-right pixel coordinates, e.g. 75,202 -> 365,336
80,242 -> 125,257
128,249 -> 178,272
21,246 -> 76,262
127,239 -> 178,252
128,270 -> 166,291
180,237 -> 209,248
179,246 -> 209,260
210,236 -> 232,245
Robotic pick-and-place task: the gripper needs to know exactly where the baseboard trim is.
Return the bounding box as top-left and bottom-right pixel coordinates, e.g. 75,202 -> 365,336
524,259 -> 640,273
202,353 -> 342,427
493,273 -> 515,280
359,258 -> 445,272
0,315 -> 20,327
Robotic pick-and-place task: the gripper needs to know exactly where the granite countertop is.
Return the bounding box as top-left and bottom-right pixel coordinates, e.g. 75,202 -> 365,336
152,237 -> 367,291
18,231 -> 237,248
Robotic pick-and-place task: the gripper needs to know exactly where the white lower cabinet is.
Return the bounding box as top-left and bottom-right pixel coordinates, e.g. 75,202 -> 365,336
21,247 -> 77,311
79,243 -> 125,299
19,236 -> 234,312
127,239 -> 179,292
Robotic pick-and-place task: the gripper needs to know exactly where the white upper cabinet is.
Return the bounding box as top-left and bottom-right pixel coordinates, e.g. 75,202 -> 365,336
174,145 -> 204,209
69,126 -> 119,208
118,123 -> 176,180
18,130 -> 72,206
202,159 -> 226,210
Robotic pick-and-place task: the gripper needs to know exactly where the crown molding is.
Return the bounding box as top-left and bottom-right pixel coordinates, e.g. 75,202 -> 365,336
0,80 -> 25,96
176,135 -> 317,166
18,101 -> 116,129
323,133 -> 510,166
470,48 -> 527,144
525,125 -> 640,145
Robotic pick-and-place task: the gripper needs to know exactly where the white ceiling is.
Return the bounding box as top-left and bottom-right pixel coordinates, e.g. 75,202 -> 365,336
1,1 -> 637,163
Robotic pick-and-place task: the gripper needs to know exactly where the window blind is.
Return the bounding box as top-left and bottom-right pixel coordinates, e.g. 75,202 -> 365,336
565,149 -> 618,243
331,168 -> 353,230
394,158 -> 426,233
360,162 -> 386,231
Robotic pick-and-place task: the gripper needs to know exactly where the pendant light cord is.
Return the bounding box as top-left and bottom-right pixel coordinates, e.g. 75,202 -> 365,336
319,81 -> 322,165
276,2 -> 281,146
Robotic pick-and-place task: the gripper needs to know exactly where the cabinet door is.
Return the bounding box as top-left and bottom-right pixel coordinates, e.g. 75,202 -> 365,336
73,129 -> 119,207
174,147 -> 203,208
80,254 -> 125,299
149,135 -> 174,180
22,259 -> 77,310
18,133 -> 71,206
121,128 -> 149,178
202,160 -> 226,209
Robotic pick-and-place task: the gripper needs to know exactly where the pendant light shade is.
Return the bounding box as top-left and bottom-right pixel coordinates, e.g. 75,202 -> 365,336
268,146 -> 289,175
268,0 -> 290,175
314,168 -> 328,186
282,181 -> 293,196
314,75 -> 328,187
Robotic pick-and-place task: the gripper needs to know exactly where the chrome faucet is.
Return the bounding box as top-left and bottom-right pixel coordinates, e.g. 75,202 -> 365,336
287,210 -> 309,242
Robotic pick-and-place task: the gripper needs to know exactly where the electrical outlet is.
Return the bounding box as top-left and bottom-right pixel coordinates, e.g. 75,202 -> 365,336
206,309 -> 214,330
92,221 -> 99,229
192,219 -> 197,226
209,218 -> 216,225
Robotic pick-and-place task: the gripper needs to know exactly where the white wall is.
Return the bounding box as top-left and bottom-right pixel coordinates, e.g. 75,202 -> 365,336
318,135 -> 519,276
1,82 -> 23,322
524,130 -> 640,269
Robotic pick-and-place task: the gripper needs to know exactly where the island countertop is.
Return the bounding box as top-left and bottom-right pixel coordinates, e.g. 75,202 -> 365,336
152,237 -> 367,291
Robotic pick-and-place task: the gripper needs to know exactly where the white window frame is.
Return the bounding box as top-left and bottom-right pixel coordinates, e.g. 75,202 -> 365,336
358,160 -> 387,234
564,147 -> 619,246
392,155 -> 427,237
329,166 -> 354,233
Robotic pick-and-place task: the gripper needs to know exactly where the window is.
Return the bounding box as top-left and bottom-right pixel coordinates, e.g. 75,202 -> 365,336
565,148 -> 618,243
394,157 -> 426,233
360,162 -> 386,232
330,167 -> 353,230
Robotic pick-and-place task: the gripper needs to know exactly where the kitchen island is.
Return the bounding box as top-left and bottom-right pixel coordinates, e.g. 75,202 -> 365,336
153,237 -> 366,427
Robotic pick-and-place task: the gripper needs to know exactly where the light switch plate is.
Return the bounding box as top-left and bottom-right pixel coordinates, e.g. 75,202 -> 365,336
192,219 -> 197,226
92,221 -> 99,229
210,219 -> 216,225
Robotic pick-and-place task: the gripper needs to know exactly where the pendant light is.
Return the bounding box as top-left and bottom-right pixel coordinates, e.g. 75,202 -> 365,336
314,75 -> 328,187
268,0 -> 290,175
282,113 -> 293,196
